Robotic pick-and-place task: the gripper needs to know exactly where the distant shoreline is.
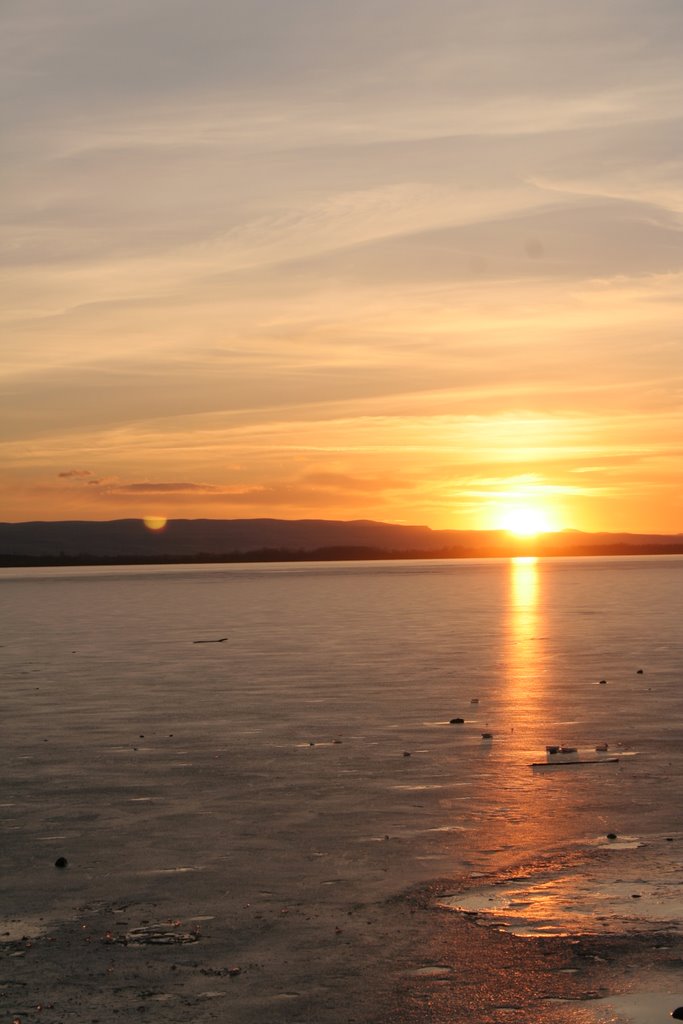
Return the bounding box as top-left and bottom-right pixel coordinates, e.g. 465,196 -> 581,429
2,543 -> 683,568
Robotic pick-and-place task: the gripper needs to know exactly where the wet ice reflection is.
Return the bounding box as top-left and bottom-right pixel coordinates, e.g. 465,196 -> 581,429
437,841 -> 683,936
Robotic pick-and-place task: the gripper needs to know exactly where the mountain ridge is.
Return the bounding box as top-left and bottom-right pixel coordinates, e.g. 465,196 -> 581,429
1,518 -> 681,566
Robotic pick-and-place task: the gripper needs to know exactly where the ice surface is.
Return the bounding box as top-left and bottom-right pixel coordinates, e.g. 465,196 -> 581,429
437,838 -> 683,936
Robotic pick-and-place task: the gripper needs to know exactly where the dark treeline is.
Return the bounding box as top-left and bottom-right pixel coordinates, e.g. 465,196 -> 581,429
2,541 -> 683,568
1,546 -> 456,567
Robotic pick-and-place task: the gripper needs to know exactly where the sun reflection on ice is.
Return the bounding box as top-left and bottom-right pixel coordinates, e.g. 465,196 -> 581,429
507,556 -> 541,698
484,555 -> 560,853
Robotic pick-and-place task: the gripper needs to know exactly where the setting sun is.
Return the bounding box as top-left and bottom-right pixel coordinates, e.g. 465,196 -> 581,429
501,507 -> 553,537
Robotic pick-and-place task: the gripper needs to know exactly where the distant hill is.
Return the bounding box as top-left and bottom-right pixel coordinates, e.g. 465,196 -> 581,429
0,518 -> 682,566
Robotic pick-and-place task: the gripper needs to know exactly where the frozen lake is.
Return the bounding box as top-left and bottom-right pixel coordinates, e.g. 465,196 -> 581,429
2,555 -> 682,1021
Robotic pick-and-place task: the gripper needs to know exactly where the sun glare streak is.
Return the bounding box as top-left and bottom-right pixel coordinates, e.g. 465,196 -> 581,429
506,555 -> 542,701
511,556 -> 539,609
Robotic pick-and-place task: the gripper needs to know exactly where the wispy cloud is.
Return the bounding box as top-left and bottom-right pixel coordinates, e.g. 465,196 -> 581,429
105,481 -> 224,494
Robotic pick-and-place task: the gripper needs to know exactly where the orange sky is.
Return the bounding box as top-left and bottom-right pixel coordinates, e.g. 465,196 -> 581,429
2,2 -> 682,533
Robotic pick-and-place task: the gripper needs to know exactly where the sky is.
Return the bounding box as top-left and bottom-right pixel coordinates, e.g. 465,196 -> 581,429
2,0 -> 682,533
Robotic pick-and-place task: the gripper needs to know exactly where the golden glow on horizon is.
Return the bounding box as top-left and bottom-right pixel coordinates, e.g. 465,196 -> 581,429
143,515 -> 167,531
